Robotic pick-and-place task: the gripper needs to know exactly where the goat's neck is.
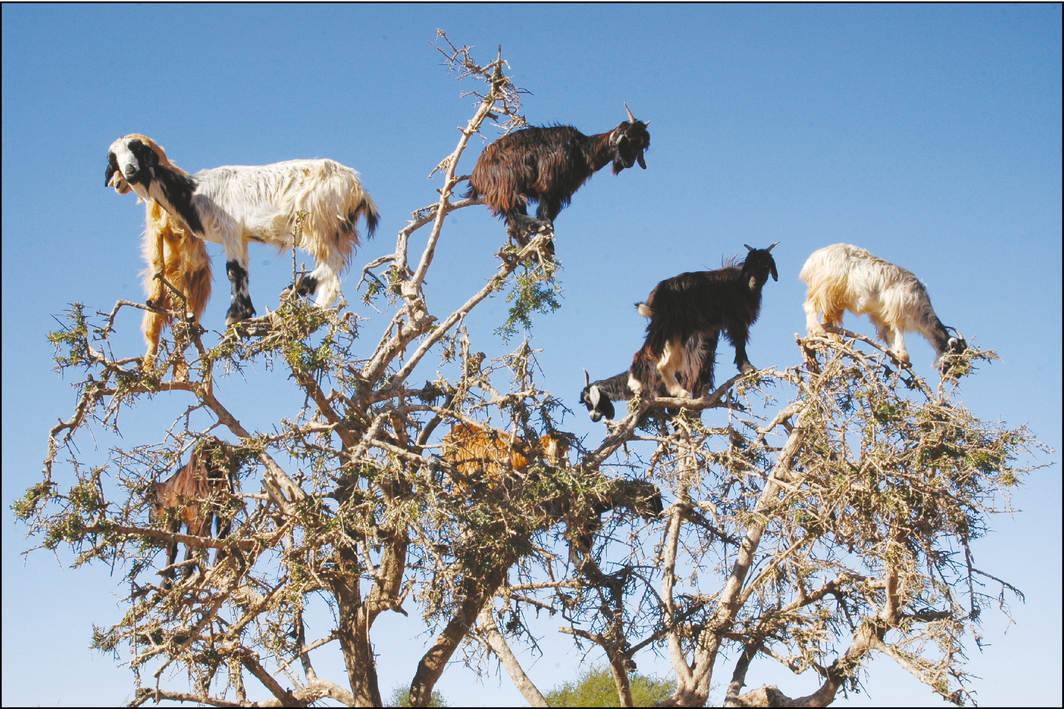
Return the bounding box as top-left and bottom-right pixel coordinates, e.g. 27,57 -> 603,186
596,371 -> 636,400
922,314 -> 953,357
147,163 -> 203,235
585,131 -> 617,173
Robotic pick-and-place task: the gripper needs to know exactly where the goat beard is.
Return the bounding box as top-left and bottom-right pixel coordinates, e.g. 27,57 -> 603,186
110,173 -> 134,195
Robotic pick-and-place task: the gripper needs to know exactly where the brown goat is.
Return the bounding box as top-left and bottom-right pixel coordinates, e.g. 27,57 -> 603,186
147,439 -> 235,587
107,134 -> 211,375
442,422 -> 569,492
466,105 -> 650,250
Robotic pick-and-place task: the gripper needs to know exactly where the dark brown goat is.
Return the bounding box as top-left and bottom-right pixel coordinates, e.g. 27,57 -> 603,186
630,244 -> 779,399
466,105 -> 650,250
148,439 -> 235,586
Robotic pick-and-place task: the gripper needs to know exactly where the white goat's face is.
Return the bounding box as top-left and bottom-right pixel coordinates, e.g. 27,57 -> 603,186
106,136 -> 157,201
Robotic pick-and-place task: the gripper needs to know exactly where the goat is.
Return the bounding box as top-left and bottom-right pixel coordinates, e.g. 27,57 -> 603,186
465,105 -> 650,250
107,135 -> 212,372
107,135 -> 380,326
629,244 -> 779,399
442,422 -> 569,491
147,438 -> 235,587
799,243 -> 967,369
580,369 -> 633,422
582,340 -> 719,422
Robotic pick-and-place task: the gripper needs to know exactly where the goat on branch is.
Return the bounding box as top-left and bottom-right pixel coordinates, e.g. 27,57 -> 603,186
630,244 -> 779,399
800,243 -> 966,370
466,105 -> 650,252
107,135 -> 380,326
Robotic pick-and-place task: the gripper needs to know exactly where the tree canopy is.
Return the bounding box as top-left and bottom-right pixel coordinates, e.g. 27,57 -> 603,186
17,34 -> 1046,708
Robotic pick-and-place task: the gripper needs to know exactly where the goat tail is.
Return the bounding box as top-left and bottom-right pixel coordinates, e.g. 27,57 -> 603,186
636,302 -> 653,318
358,191 -> 381,238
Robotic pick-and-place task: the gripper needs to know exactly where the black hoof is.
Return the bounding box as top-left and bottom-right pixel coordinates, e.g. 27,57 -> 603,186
225,301 -> 256,326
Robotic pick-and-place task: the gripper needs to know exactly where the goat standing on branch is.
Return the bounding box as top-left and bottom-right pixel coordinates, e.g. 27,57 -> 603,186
106,135 -> 212,372
107,135 -> 380,326
630,244 -> 779,399
147,438 -> 236,588
800,243 -> 967,370
465,105 -> 650,251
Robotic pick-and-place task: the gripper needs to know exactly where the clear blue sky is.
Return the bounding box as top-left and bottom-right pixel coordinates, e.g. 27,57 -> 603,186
3,5 -> 1060,706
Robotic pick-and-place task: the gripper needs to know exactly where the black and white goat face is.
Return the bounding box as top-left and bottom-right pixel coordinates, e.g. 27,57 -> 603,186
580,383 -> 616,422
106,136 -> 159,201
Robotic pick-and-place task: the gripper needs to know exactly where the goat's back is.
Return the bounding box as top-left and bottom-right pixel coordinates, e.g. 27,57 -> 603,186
800,243 -> 928,323
641,267 -> 746,353
442,424 -> 568,483
467,126 -> 596,212
150,459 -> 214,527
194,159 -> 375,247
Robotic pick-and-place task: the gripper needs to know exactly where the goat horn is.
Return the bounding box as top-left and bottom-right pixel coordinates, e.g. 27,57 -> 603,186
767,241 -> 779,252
745,244 -> 754,252
584,368 -> 591,387
625,103 -> 636,122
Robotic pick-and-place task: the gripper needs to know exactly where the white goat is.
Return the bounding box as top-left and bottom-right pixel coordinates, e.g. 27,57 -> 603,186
107,135 -> 212,373
107,135 -> 380,325
800,243 -> 966,369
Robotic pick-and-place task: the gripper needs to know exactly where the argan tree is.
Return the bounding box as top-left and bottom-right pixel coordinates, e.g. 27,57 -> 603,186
17,34 -> 1044,708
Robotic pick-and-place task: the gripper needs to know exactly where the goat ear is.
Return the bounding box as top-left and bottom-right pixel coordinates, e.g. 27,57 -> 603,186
105,162 -> 117,187
770,259 -> 778,282
130,139 -> 158,168
588,386 -> 601,409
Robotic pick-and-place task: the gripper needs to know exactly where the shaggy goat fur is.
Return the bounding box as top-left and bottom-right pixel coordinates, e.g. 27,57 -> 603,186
466,105 -> 650,249
442,423 -> 569,491
630,244 -> 779,399
107,135 -> 379,326
107,135 -> 211,372
800,243 -> 966,368
148,439 -> 235,587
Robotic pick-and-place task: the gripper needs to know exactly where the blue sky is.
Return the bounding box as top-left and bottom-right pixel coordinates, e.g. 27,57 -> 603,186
3,4 -> 1060,706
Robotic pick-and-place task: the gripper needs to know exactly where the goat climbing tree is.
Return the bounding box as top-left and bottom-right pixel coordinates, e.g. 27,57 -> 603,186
18,33 -> 1045,708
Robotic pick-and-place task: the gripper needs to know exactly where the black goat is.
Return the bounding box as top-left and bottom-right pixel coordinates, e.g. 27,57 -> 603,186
147,439 -> 235,587
466,105 -> 650,250
629,244 -> 779,399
